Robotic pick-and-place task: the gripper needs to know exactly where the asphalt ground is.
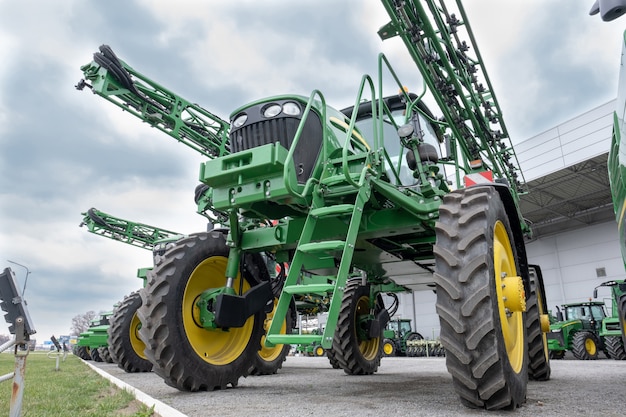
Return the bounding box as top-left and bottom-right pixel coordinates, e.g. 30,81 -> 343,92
90,354 -> 626,417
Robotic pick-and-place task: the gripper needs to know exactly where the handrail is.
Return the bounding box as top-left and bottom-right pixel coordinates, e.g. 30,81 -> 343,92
282,90 -> 326,199
341,74 -> 378,188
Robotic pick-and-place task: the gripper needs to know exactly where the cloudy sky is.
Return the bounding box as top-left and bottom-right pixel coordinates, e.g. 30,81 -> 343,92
0,0 -> 623,342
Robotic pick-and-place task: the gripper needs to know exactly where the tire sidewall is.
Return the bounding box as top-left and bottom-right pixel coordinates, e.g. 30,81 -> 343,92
485,190 -> 529,403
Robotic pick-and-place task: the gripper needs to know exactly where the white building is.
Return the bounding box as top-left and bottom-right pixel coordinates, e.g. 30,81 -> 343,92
397,100 -> 621,339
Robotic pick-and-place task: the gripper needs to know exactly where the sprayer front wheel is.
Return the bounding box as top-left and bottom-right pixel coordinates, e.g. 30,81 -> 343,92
526,269 -> 551,380
137,231 -> 266,391
434,186 -> 528,410
108,290 -> 152,373
332,280 -> 384,375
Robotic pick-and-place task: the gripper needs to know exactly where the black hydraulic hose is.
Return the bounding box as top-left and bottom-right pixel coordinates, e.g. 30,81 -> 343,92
93,45 -> 167,113
87,208 -> 110,228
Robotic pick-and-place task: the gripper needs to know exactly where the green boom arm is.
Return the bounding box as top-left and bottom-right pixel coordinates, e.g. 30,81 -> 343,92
378,0 -> 525,202
80,207 -> 183,250
76,45 -> 230,159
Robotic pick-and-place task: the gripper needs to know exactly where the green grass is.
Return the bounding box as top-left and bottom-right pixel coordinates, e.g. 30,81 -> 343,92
0,351 -> 156,417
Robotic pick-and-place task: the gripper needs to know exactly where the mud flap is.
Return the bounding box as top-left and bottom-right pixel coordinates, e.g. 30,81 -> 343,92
214,281 -> 273,328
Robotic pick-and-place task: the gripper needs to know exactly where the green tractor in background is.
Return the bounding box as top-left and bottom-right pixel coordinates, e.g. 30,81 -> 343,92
547,280 -> 626,361
382,318 -> 423,357
594,280 -> 626,360
74,311 -> 114,362
547,301 -> 607,360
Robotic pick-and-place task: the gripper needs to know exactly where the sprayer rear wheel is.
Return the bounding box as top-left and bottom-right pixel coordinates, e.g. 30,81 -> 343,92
434,186 -> 528,410
108,290 -> 152,373
250,302 -> 293,375
137,231 -> 266,391
526,269 -> 551,380
332,280 -> 384,375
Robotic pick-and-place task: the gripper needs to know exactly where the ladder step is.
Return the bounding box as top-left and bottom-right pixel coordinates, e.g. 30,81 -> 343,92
298,240 -> 346,254
283,284 -> 335,295
265,334 -> 323,346
310,204 -> 354,218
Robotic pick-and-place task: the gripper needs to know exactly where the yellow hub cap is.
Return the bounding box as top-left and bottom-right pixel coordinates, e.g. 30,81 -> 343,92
356,295 -> 379,360
259,299 -> 286,362
315,346 -> 325,356
129,312 -> 147,360
383,342 -> 394,355
585,338 -> 597,355
494,221 -> 525,374
182,256 -> 254,365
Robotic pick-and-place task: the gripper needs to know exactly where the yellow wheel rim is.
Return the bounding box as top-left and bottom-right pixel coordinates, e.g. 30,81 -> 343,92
356,295 -> 379,360
129,312 -> 147,360
315,346 -> 325,356
585,338 -> 597,355
383,341 -> 394,355
494,220 -> 525,374
259,299 -> 286,362
182,256 -> 254,365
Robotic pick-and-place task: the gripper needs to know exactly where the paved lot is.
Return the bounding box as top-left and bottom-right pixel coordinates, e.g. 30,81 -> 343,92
91,355 -> 626,417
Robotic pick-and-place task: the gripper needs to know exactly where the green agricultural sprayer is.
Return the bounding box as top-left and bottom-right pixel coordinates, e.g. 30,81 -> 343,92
76,0 -> 552,410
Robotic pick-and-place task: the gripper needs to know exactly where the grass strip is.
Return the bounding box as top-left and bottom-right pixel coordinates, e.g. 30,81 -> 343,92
0,351 -> 156,416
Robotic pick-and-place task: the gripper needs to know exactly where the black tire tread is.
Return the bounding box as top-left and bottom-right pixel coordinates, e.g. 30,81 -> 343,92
571,331 -> 598,360
108,291 -> 153,373
604,335 -> 626,360
137,231 -> 264,391
332,280 -> 383,375
434,187 -> 527,410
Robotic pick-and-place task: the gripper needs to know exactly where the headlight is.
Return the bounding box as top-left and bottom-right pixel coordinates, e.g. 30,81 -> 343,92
263,104 -> 282,118
282,101 -> 301,116
232,113 -> 248,127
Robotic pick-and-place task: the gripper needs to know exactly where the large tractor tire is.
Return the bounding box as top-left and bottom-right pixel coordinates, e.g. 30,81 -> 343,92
97,346 -> 115,363
326,348 -> 341,369
572,331 -> 599,360
90,347 -> 103,362
619,293 -> 626,348
382,338 -> 396,357
313,345 -> 325,357
604,336 -> 626,360
250,303 -> 293,375
76,346 -> 91,360
549,350 -> 565,360
525,268 -> 551,380
108,291 -> 153,373
434,187 -> 528,410
137,231 -> 267,391
332,280 -> 384,375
